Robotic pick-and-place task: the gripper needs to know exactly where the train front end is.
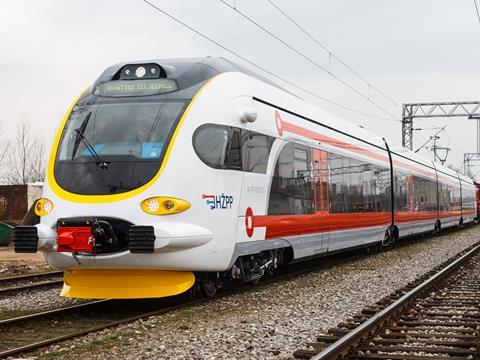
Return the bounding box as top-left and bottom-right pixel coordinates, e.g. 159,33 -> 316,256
13,60 -> 241,299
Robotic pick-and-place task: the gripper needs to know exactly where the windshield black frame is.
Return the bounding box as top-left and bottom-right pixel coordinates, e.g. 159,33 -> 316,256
54,94 -> 188,195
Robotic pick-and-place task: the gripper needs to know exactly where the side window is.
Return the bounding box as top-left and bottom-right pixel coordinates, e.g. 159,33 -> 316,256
438,183 -> 445,211
268,143 -> 314,215
193,125 -> 231,168
394,172 -> 409,212
293,146 -> 314,214
346,158 -> 364,213
268,143 -> 295,215
224,128 -> 242,170
329,152 -> 390,214
193,124 -> 274,173
445,185 -> 452,211
413,176 -> 437,211
329,153 -> 346,213
243,132 -> 275,174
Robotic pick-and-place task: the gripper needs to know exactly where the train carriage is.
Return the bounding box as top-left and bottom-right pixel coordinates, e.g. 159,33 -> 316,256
14,58 -> 477,299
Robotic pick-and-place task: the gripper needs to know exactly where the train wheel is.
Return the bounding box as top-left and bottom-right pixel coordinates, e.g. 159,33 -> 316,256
200,274 -> 218,298
382,226 -> 396,247
249,277 -> 261,285
201,282 -> 217,297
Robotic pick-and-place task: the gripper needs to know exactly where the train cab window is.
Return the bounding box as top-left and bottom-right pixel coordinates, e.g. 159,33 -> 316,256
224,128 -> 243,170
193,125 -> 232,168
193,124 -> 274,173
54,100 -> 186,195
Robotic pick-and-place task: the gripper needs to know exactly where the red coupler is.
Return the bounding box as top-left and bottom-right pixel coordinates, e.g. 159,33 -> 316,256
57,226 -> 94,253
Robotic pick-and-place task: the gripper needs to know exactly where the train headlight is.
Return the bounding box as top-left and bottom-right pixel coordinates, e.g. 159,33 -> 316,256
34,198 -> 54,216
135,66 -> 146,78
140,197 -> 190,215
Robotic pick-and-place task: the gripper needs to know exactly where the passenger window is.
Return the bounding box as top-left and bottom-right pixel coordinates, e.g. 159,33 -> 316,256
243,132 -> 274,174
268,143 -> 314,215
328,152 -> 390,213
268,143 -> 295,215
329,153 -> 346,213
293,147 -> 314,214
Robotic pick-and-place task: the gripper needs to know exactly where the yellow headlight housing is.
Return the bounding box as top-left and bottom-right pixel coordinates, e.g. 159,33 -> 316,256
140,197 -> 190,215
34,198 -> 54,216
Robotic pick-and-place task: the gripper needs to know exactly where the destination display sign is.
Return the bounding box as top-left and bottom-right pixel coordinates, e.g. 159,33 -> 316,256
95,79 -> 178,97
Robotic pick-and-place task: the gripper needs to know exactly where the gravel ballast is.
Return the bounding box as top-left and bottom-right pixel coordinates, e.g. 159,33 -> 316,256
0,287 -> 82,315
31,225 -> 480,360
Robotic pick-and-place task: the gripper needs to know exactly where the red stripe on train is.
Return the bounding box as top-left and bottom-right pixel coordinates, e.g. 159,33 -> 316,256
250,210 -> 468,239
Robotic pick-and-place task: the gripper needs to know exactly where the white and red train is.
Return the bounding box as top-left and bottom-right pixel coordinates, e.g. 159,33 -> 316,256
14,58 -> 477,299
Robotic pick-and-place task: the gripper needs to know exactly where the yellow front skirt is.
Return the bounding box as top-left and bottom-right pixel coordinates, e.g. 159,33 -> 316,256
61,269 -> 195,299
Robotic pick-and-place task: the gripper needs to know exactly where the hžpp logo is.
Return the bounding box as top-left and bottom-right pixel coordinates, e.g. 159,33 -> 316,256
202,194 -> 233,210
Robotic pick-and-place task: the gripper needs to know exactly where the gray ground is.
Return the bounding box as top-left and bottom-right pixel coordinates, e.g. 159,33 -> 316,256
19,225 -> 480,359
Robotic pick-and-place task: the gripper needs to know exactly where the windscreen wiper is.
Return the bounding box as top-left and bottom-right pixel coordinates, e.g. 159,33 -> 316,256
73,129 -> 109,169
71,112 -> 91,160
70,112 -> 109,169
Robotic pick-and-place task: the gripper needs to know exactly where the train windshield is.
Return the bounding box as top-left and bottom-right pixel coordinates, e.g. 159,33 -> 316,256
54,99 -> 186,195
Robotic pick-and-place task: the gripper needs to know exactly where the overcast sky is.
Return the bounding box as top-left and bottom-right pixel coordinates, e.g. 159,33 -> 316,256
1,0 -> 479,173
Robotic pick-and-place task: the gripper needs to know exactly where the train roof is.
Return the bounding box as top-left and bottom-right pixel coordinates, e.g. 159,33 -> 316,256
93,57 -> 473,186
93,57 -> 289,94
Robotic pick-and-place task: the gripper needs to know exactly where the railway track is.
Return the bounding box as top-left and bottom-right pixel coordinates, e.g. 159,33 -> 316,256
0,243 -> 379,358
0,271 -> 63,296
0,298 -> 195,358
293,242 -> 480,360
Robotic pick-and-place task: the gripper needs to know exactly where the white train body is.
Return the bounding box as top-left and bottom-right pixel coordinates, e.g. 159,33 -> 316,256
15,58 -> 476,299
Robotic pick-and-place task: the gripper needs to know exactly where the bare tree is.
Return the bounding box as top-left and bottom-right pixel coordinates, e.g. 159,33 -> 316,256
30,137 -> 47,183
0,122 -> 8,164
4,120 -> 46,185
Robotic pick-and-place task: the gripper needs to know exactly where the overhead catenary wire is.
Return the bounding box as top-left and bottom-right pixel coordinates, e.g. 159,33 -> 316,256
140,0 -> 399,122
420,118 -> 468,158
265,0 -> 399,109
219,0 -> 399,121
415,126 -> 446,153
414,119 -> 466,168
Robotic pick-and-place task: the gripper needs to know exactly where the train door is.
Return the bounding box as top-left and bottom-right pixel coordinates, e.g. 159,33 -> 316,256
313,149 -> 330,250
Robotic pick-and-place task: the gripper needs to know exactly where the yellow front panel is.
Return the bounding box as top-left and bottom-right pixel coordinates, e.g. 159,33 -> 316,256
61,269 -> 195,299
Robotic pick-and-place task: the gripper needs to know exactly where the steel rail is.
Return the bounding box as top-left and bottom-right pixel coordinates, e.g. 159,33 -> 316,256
310,243 -> 480,360
0,300 -> 108,326
0,280 -> 63,296
0,270 -> 63,283
0,271 -> 64,296
0,300 -> 188,358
